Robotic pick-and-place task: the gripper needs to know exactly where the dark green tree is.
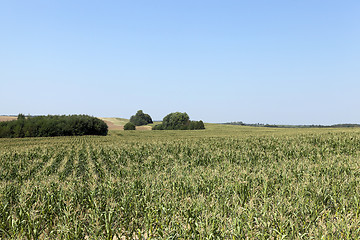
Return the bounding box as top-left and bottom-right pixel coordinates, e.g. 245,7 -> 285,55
130,110 -> 153,126
153,112 -> 205,130
162,112 -> 190,130
17,113 -> 26,120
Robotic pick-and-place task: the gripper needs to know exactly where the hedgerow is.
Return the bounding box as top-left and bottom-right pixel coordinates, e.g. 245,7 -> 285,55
0,114 -> 108,138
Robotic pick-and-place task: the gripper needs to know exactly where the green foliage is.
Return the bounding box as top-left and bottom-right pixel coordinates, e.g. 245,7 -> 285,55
189,120 -> 205,130
17,113 -> 25,121
1,128 -> 360,238
123,122 -> 136,130
162,112 -> 190,129
152,124 -> 164,130
0,115 -> 108,138
153,112 -> 205,130
129,110 -> 153,126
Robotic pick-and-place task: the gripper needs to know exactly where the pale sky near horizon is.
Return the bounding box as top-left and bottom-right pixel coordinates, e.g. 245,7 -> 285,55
1,1 -> 359,125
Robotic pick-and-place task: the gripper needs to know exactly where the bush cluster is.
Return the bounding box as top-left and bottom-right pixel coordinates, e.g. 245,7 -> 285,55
123,122 -> 136,130
152,112 -> 205,130
130,110 -> 153,126
0,114 -> 108,138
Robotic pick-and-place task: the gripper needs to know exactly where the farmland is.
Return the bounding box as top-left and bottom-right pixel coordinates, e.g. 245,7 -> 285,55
0,116 -> 17,122
1,125 -> 360,239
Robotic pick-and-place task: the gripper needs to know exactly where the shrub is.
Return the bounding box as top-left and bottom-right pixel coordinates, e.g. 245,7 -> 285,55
152,124 -> 164,130
124,122 -> 136,130
189,120 -> 205,130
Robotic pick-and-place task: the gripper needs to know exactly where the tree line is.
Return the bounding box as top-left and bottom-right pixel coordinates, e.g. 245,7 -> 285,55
0,114 -> 108,138
224,121 -> 360,128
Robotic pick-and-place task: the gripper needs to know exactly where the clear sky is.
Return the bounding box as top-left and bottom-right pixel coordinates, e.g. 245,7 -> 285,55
1,1 -> 359,124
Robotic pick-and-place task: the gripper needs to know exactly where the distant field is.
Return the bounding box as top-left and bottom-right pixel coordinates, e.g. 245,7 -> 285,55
98,117 -> 127,130
1,125 -> 360,239
99,117 -> 153,131
0,116 -> 16,122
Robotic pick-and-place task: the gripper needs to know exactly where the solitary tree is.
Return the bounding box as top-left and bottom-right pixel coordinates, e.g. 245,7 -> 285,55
130,110 -> 153,126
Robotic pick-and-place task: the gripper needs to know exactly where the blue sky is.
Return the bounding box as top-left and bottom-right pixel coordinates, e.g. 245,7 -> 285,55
1,1 -> 359,124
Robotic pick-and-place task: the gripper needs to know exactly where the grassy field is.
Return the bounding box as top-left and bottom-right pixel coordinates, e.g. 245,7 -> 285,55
1,124 -> 360,239
98,117 -> 153,131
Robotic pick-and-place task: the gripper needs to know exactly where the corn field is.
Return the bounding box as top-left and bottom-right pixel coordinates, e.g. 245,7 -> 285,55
1,126 -> 360,239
